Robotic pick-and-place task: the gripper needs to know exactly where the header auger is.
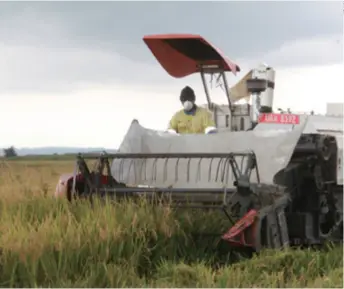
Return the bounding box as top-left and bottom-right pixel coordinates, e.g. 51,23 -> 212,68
59,150 -> 290,252
55,33 -> 343,254
73,151 -> 260,214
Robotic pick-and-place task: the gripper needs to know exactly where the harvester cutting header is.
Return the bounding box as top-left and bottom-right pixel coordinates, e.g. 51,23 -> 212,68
55,34 -> 343,253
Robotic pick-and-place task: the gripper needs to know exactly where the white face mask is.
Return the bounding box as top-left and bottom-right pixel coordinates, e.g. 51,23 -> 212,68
183,100 -> 194,111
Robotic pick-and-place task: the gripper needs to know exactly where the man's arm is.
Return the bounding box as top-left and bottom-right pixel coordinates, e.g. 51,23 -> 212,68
168,113 -> 178,133
203,110 -> 217,134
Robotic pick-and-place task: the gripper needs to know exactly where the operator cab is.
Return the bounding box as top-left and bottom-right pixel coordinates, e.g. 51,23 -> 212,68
143,34 -> 342,134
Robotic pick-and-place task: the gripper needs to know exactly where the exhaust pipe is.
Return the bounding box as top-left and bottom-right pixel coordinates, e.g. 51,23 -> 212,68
247,63 -> 276,122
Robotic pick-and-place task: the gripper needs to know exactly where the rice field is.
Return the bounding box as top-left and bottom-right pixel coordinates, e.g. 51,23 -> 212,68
0,159 -> 342,287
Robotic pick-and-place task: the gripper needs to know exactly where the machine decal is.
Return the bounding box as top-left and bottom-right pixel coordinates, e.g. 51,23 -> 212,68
258,113 -> 300,125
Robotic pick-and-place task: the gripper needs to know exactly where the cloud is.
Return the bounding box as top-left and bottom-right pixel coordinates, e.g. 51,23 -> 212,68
0,1 -> 342,94
0,83 -> 186,148
235,34 -> 342,70
0,33 -> 342,95
0,2 -> 343,148
0,43 -> 168,94
1,61 -> 342,148
273,63 -> 343,113
259,35 -> 342,68
0,1 -> 342,60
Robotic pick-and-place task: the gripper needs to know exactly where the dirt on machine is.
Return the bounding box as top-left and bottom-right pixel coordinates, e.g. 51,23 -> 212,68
55,34 -> 343,253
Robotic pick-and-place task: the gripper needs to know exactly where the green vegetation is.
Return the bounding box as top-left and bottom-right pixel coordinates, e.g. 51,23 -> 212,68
0,160 -> 342,287
0,154 -> 79,161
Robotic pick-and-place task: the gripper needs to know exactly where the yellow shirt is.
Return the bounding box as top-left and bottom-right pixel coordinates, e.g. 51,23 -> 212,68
169,107 -> 215,134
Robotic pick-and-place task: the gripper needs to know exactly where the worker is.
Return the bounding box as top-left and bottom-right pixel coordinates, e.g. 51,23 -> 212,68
167,86 -> 217,134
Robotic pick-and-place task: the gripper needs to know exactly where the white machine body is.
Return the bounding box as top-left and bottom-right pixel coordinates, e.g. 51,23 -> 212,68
201,63 -> 276,131
198,65 -> 343,185
251,63 -> 275,109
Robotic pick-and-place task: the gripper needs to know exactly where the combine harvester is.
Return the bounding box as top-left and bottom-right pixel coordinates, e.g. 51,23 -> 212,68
55,34 -> 343,252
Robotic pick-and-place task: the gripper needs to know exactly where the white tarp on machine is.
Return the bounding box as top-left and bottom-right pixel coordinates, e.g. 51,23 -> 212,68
111,119 -> 307,189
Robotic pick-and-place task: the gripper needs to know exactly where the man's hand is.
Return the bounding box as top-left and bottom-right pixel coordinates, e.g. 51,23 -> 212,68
166,129 -> 180,135
205,126 -> 217,134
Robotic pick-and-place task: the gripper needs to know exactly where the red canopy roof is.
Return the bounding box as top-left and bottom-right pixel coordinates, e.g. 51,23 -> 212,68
143,34 -> 240,78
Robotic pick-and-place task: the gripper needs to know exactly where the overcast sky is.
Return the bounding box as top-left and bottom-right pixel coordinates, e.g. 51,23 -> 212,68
0,1 -> 343,148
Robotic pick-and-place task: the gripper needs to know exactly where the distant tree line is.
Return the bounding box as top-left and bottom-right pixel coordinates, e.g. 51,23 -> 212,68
3,146 -> 18,158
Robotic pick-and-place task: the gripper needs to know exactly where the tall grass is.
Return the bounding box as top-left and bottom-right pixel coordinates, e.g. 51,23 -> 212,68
0,160 -> 342,287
